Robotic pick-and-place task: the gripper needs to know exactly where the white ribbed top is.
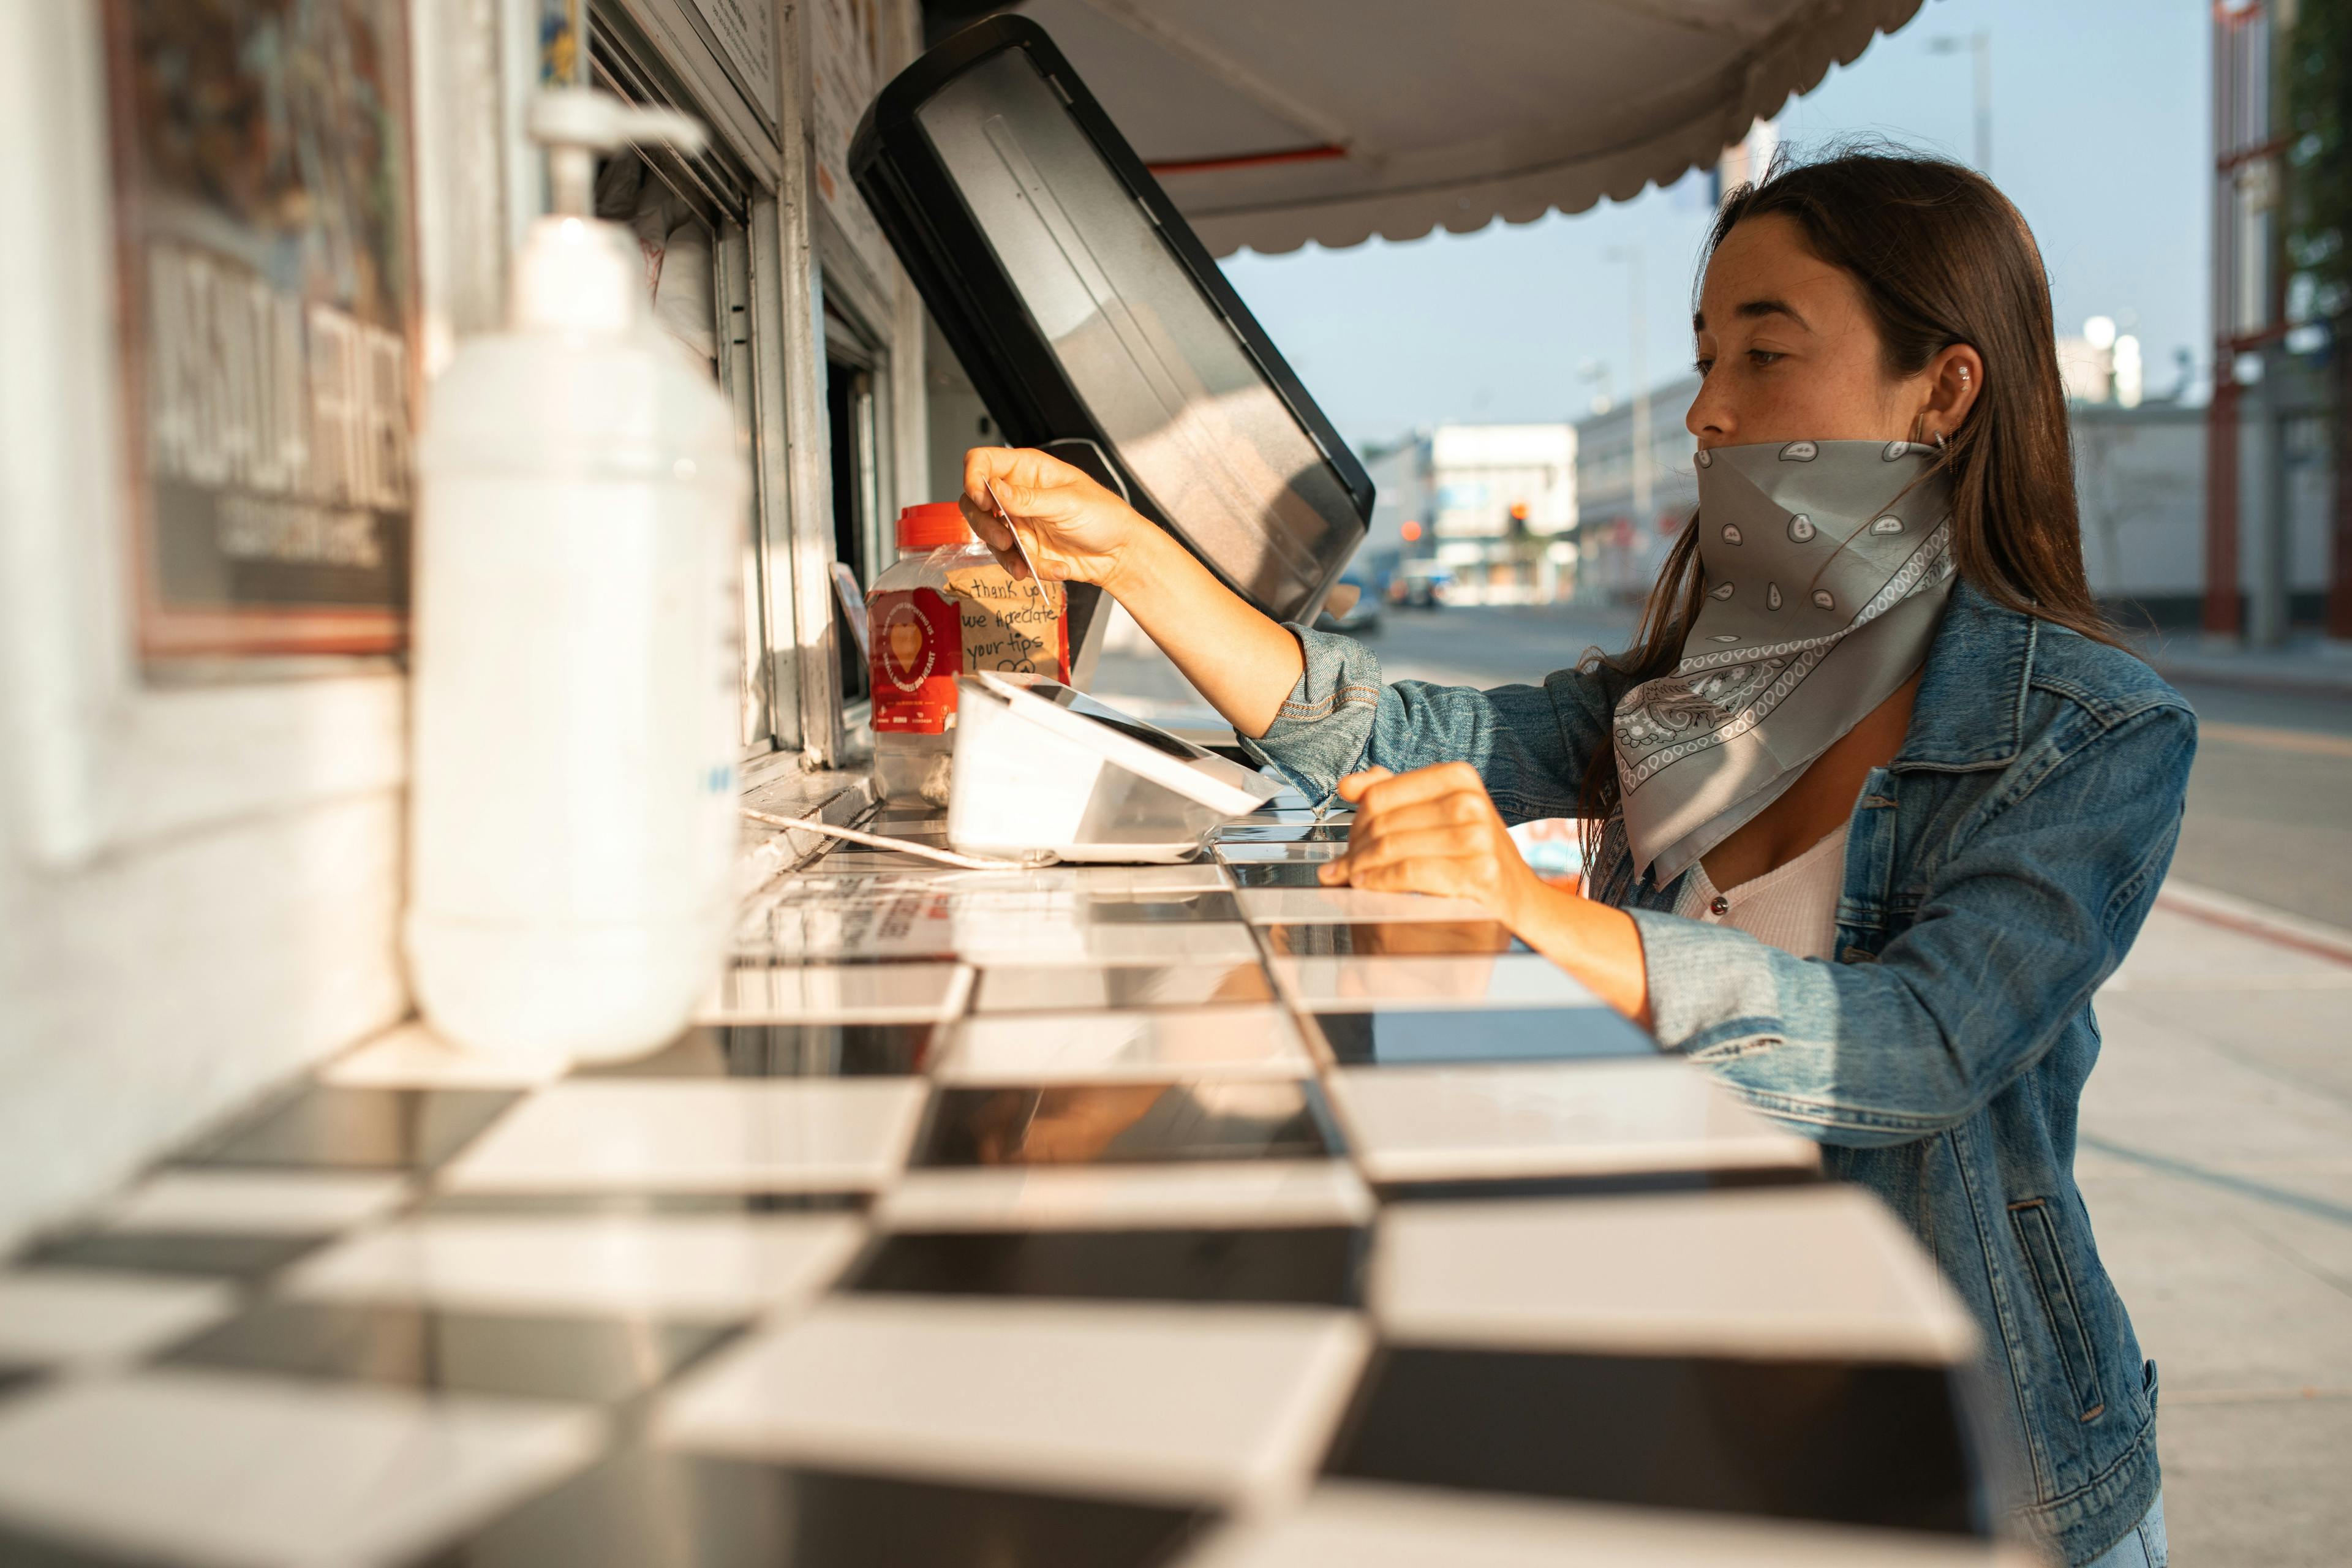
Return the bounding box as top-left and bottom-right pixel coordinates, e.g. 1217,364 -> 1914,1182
1675,826 -> 1850,962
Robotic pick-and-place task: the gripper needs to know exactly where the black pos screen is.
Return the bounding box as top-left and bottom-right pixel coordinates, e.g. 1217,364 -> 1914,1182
1023,680 -> 1216,763
851,18 -> 1373,628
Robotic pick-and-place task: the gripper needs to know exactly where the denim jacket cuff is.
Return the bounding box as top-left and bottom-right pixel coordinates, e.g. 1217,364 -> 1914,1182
1623,907 -> 1782,1055
1237,625 -> 1384,802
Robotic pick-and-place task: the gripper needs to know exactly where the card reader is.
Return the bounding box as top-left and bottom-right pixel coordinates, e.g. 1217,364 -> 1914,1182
948,672 -> 1281,863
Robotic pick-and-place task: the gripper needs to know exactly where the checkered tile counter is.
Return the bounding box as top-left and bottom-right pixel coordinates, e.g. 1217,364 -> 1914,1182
0,793 -> 2038,1567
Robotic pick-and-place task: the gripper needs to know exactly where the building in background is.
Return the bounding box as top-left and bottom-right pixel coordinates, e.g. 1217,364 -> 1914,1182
2007,284 -> 2335,633
1364,423 -> 1577,605
2206,0 -> 2346,646
1574,374 -> 1700,603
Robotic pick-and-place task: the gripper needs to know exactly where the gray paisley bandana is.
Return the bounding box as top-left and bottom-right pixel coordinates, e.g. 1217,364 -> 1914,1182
1613,438 -> 1955,885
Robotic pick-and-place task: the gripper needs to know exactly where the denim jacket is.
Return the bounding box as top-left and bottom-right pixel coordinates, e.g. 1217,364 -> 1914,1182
1245,579 -> 2195,1566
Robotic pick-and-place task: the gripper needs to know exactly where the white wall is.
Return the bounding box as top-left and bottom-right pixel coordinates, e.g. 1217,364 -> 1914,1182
0,793 -> 410,1247
2073,399 -> 2334,616
0,0 -> 514,1251
2073,405 -> 2207,600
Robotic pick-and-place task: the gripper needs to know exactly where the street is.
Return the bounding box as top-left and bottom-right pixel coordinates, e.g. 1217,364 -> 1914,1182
1096,600 -> 2352,1565
1106,599 -> 2352,931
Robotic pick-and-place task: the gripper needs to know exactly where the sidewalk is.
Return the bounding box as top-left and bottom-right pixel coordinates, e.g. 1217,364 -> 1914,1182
2085,881 -> 2352,1566
2136,633 -> 2352,698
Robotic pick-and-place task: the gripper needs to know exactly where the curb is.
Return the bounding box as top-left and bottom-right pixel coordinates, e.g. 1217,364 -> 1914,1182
2154,879 -> 2352,968
2145,654 -> 2352,699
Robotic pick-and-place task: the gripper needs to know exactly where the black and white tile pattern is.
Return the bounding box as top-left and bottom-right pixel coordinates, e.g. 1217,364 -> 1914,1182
0,798 -> 2018,1566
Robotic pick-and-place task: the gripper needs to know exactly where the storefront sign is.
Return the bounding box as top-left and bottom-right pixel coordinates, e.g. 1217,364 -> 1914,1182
680,0 -> 777,121
102,0 -> 418,660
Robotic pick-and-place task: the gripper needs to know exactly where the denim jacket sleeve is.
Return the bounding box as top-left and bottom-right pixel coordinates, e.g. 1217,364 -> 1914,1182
1626,698 -> 2196,1148
1240,625 -> 1623,824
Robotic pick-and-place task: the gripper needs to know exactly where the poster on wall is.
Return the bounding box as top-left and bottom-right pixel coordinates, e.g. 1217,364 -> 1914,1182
102,0 -> 418,662
540,0 -> 588,85
810,0 -> 894,283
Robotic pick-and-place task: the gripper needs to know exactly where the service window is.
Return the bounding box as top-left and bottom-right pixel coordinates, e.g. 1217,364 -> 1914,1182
821,293 -> 891,716
589,12 -> 789,758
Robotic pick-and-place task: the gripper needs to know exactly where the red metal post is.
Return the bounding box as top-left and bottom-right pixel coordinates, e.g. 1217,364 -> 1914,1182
2205,4 -> 2242,638
2329,352 -> 2352,639
2204,372 -> 2243,636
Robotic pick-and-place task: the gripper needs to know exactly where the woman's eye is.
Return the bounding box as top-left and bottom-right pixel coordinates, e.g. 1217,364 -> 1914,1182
1693,357 -> 1714,376
1747,349 -> 1784,366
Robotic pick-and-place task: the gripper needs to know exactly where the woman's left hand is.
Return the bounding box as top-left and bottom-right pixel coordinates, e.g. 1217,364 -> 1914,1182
1316,763 -> 1542,924
1317,761 -> 1654,1027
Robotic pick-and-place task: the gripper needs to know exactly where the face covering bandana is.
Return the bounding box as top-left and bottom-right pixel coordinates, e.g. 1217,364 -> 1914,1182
1613,437 -> 1956,886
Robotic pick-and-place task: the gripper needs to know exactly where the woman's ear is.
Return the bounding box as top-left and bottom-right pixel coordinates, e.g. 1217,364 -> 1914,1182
1916,344 -> 1985,443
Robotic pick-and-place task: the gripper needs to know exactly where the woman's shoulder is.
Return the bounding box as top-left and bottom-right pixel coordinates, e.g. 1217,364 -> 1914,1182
1938,577 -> 2192,742
2023,617 -> 2193,736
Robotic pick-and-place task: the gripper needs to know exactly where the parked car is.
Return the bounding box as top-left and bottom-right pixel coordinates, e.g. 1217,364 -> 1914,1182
1393,563 -> 1453,609
1314,571 -> 1382,635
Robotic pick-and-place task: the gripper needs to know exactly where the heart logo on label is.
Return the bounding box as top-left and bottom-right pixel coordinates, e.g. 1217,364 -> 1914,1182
888,619 -> 925,677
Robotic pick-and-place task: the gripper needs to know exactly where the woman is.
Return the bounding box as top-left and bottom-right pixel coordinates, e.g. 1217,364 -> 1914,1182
960,151 -> 2185,1567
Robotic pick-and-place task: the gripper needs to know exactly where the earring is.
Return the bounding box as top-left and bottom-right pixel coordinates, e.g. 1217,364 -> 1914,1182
1933,430 -> 1948,451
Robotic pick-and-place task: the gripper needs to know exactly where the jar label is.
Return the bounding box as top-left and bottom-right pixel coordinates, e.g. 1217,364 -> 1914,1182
870,589 -> 962,733
869,566 -> 1072,737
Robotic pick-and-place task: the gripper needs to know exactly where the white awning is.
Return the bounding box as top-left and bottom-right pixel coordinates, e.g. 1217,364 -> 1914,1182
944,0 -> 1925,255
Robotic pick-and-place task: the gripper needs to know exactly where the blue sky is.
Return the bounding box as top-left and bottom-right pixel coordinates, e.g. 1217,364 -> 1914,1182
1215,0 -> 2208,454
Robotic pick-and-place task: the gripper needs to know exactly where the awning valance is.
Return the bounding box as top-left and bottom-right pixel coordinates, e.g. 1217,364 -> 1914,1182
922,0 -> 1927,255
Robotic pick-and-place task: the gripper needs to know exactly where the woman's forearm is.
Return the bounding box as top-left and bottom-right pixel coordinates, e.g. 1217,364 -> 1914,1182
1506,879 -> 1654,1029
1102,525 -> 1305,739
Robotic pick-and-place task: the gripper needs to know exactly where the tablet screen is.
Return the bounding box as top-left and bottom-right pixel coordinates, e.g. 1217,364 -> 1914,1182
1026,682 -> 1215,762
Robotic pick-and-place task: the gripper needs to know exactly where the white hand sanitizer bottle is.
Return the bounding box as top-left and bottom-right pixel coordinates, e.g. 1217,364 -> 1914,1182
407,89 -> 745,1062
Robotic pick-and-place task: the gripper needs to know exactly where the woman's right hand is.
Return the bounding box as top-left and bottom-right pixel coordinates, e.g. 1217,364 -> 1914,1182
961,444 -> 1306,739
959,447 -> 1147,591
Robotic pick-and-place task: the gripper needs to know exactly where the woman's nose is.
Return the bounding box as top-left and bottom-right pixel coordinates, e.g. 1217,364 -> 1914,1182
1686,385 -> 1730,443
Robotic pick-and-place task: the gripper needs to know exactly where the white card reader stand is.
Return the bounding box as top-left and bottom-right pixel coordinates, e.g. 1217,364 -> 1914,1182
947,673 -> 1281,864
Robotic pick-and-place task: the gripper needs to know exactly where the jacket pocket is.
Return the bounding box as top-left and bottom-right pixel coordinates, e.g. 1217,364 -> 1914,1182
2010,1197 -> 2108,1422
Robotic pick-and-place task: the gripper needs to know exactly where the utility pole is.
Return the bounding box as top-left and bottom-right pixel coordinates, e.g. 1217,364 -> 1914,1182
2207,1 -> 2290,644
1607,246 -> 1651,532
1972,30 -> 1991,174
1929,30 -> 1992,174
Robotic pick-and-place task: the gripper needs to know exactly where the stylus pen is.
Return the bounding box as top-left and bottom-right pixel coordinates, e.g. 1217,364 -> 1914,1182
982,477 -> 1047,600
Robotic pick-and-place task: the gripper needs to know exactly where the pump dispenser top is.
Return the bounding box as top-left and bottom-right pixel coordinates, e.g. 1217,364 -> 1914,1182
511,89 -> 708,334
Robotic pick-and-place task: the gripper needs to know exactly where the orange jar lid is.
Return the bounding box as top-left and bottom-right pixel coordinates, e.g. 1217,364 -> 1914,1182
897,502 -> 972,550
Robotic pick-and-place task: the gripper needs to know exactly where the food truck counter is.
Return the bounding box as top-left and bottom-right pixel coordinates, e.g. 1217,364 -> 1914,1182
0,785 -> 2040,1567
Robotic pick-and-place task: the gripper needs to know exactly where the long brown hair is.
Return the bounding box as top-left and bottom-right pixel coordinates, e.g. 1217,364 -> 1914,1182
1577,148 -> 2121,878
